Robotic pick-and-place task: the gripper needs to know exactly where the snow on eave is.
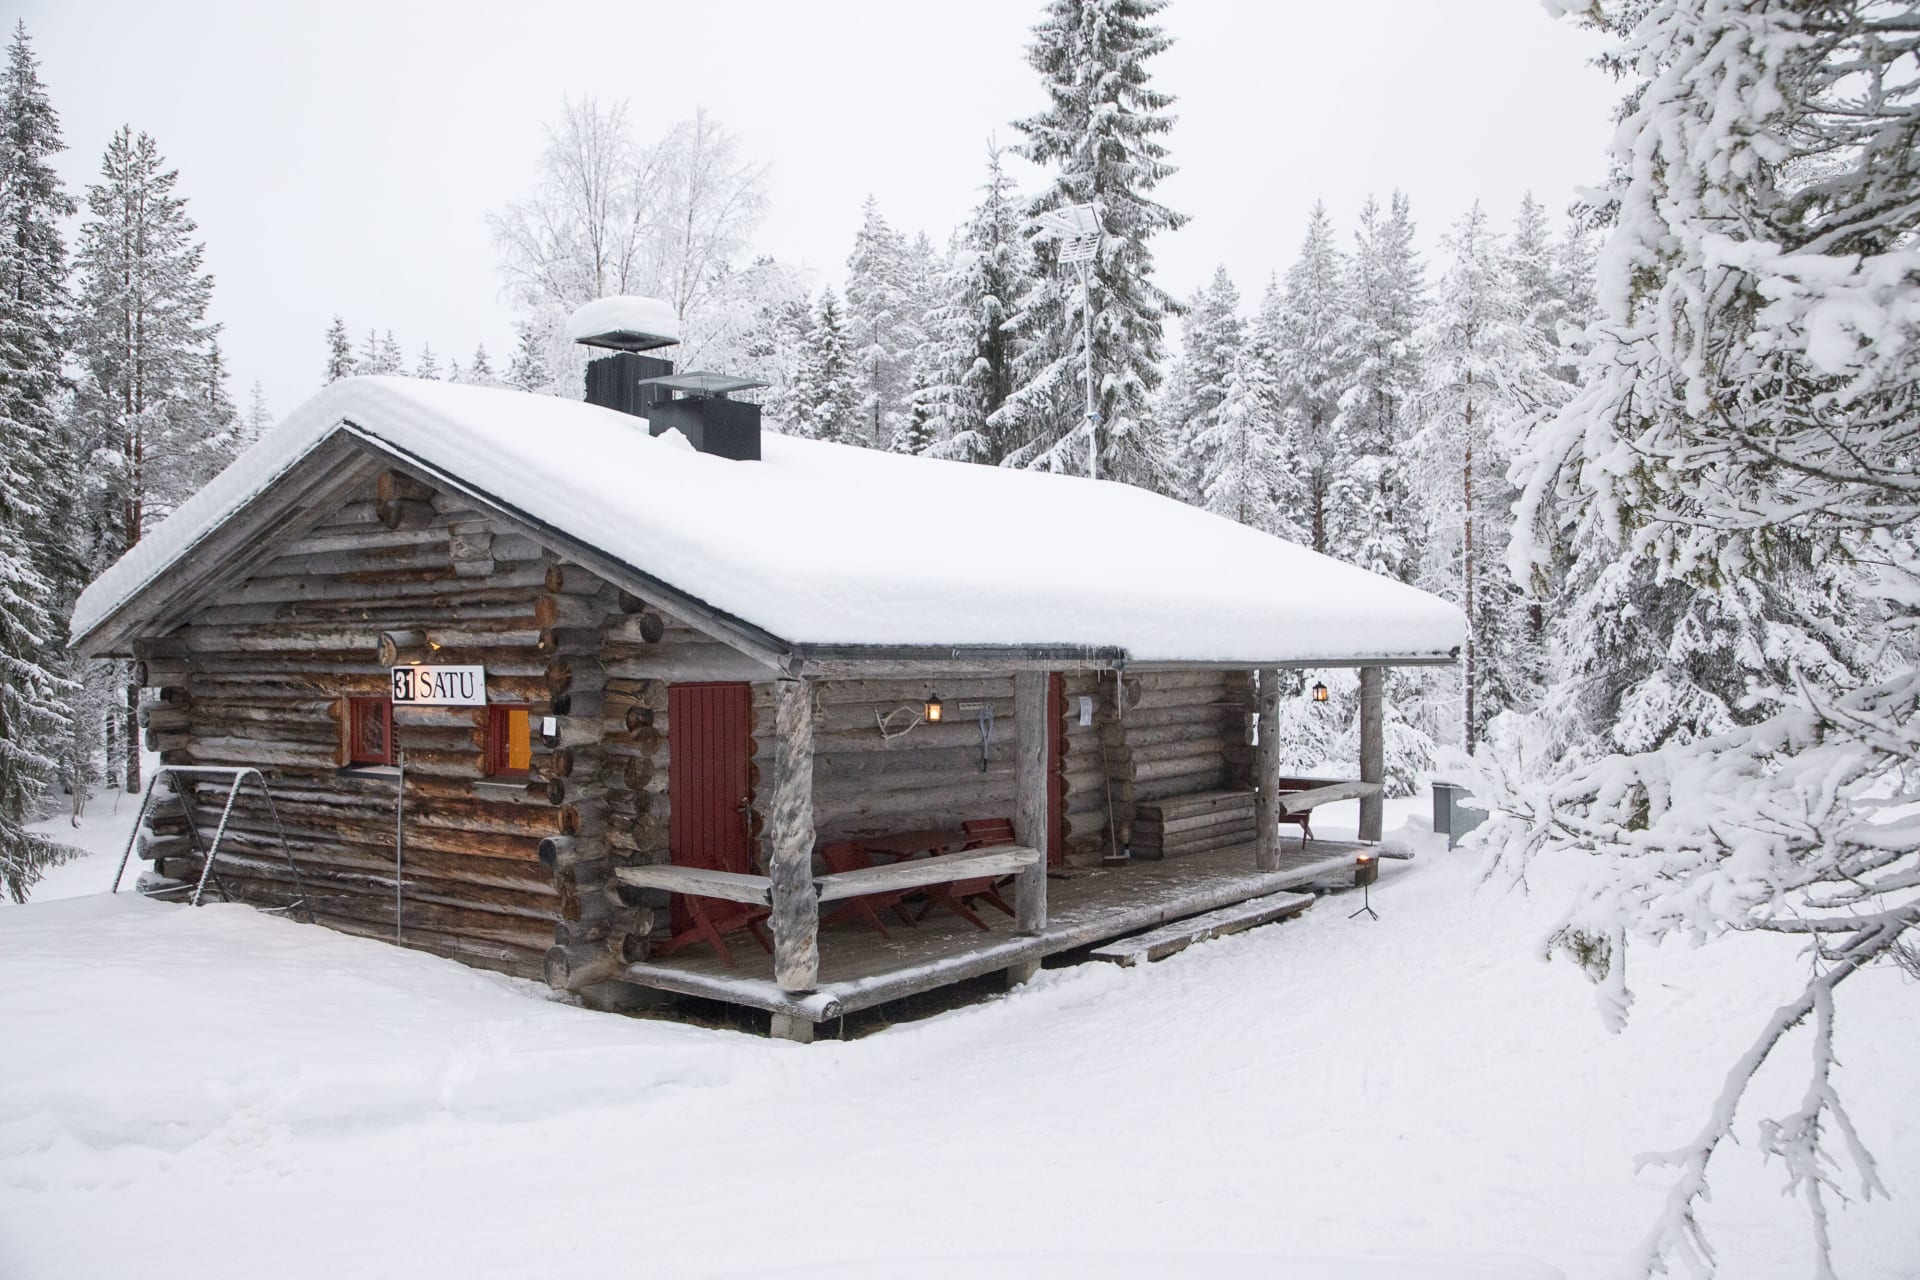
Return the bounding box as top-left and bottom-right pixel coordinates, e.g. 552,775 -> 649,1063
73,377 -> 1467,668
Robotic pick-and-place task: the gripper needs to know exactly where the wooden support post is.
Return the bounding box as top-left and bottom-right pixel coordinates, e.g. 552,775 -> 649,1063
1254,666 -> 1283,872
768,679 -> 819,992
1011,670 -> 1049,940
1359,665 -> 1384,844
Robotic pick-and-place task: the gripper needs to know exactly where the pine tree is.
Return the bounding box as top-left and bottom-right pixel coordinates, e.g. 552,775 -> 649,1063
242,380 -> 272,444
0,20 -> 80,601
0,421 -> 67,901
0,22 -> 72,896
787,289 -> 857,444
468,343 -> 497,387
1469,4 -> 1916,1270
919,145 -> 1028,464
1410,202 -> 1559,749
1192,324 -> 1293,538
844,197 -> 918,449
1161,265 -> 1244,497
1266,204 -> 1349,554
506,321 -> 550,393
413,342 -> 439,380
70,126 -> 217,792
377,329 -> 404,376
1331,191 -> 1425,579
995,0 -> 1185,488
323,315 -> 354,384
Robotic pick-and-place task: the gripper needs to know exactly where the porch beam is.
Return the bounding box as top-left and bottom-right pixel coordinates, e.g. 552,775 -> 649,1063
1358,665 -> 1384,843
1254,667 -> 1283,872
1011,669 -> 1050,940
768,678 -> 819,992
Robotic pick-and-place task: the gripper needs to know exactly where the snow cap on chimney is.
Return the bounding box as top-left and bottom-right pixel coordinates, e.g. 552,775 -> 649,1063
565,295 -> 680,352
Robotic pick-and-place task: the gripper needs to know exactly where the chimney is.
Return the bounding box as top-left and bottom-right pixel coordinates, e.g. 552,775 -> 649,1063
567,295 -> 680,418
565,296 -> 767,461
639,372 -> 771,461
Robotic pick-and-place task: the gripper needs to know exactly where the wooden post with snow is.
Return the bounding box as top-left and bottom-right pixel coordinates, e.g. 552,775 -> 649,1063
1008,670 -> 1050,984
1358,666 -> 1384,843
1254,667 -> 1283,872
767,679 -> 819,1012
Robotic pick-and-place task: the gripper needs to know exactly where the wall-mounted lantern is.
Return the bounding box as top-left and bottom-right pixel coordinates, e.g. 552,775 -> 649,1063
1311,681 -> 1329,703
924,694 -> 944,723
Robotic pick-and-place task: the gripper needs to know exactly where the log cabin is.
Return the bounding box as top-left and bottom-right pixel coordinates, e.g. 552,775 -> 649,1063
71,296 -> 1463,1040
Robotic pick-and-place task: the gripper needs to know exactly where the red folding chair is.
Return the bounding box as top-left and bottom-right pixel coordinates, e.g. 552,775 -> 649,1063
653,897 -> 772,969
818,840 -> 919,940
918,818 -> 1019,930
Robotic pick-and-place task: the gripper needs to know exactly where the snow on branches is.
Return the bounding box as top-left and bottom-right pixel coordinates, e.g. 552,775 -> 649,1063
1473,1 -> 1920,1274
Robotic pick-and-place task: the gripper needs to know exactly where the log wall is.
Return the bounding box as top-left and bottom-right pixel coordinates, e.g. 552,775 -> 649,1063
1103,669 -> 1257,858
132,472 -> 625,978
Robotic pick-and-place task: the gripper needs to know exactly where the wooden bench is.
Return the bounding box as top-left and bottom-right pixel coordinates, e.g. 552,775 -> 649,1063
1131,789 -> 1257,859
1090,891 -> 1316,966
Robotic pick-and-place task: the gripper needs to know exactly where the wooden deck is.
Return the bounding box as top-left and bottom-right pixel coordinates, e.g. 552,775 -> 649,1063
621,839 -> 1369,1025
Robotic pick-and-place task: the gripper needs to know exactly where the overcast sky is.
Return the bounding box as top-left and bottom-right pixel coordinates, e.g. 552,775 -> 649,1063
18,0 -> 1619,421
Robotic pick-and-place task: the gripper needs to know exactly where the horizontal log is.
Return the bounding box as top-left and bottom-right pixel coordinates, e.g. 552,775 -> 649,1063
601,645 -> 779,683
1126,768 -> 1233,804
544,563 -> 603,596
544,944 -> 623,992
377,470 -> 436,504
207,563 -> 548,609
612,864 -> 772,906
1276,779 -> 1382,814
813,846 -> 1039,903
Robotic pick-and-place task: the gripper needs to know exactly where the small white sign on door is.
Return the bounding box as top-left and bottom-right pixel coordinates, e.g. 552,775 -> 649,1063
1078,695 -> 1095,727
391,665 -> 487,706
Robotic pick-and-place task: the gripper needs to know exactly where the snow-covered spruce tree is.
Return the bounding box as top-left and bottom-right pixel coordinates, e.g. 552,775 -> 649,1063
919,145 -> 1029,465
1467,4 -> 1919,1274
1330,191 -> 1425,579
1160,264 -> 1244,499
994,0 -> 1185,489
506,321 -> 550,393
1192,311 -> 1296,540
1266,203 -> 1350,554
323,315 -> 354,384
70,126 -> 218,793
1409,203 -> 1561,750
0,422 -> 67,901
242,380 -> 272,445
413,342 -> 439,380
789,289 -> 858,444
844,198 -> 919,449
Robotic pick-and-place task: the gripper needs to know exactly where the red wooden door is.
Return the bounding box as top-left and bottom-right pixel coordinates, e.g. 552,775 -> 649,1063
669,682 -> 755,896
1047,673 -> 1067,866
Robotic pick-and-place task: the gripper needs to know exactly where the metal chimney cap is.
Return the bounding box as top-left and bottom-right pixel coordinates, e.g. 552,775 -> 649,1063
565,295 -> 680,352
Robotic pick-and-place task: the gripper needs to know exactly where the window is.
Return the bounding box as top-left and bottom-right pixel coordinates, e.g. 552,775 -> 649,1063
488,705 -> 532,777
347,697 -> 394,767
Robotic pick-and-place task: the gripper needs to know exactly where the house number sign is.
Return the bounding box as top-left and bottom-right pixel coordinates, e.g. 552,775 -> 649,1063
391,664 -> 487,706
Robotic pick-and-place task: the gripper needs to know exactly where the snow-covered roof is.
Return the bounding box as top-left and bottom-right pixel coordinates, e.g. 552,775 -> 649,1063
72,377 -> 1463,666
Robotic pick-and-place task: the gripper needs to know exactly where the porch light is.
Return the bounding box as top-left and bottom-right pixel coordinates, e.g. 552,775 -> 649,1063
924,694 -> 944,723
1312,681 -> 1329,703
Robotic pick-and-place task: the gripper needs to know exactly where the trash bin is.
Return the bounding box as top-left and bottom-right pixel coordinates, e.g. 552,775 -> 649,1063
1431,780 -> 1486,850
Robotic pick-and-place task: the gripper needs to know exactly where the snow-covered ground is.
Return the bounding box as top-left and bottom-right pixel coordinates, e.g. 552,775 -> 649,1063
2,797 -> 1915,1279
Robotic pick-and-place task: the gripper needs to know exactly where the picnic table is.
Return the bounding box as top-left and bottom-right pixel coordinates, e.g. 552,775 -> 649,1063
856,828 -> 971,861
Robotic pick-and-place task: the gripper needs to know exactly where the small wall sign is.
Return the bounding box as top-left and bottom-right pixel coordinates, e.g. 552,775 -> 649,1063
392,665 -> 487,706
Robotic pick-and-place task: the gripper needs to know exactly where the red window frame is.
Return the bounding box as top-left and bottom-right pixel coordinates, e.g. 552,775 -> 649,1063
487,705 -> 533,778
347,697 -> 395,767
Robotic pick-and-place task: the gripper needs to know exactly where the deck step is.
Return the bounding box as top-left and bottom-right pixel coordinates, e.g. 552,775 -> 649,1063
1089,890 -> 1316,967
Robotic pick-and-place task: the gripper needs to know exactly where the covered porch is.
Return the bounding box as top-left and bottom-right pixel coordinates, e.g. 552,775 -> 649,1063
621,834 -> 1371,1032
604,667 -> 1394,1040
